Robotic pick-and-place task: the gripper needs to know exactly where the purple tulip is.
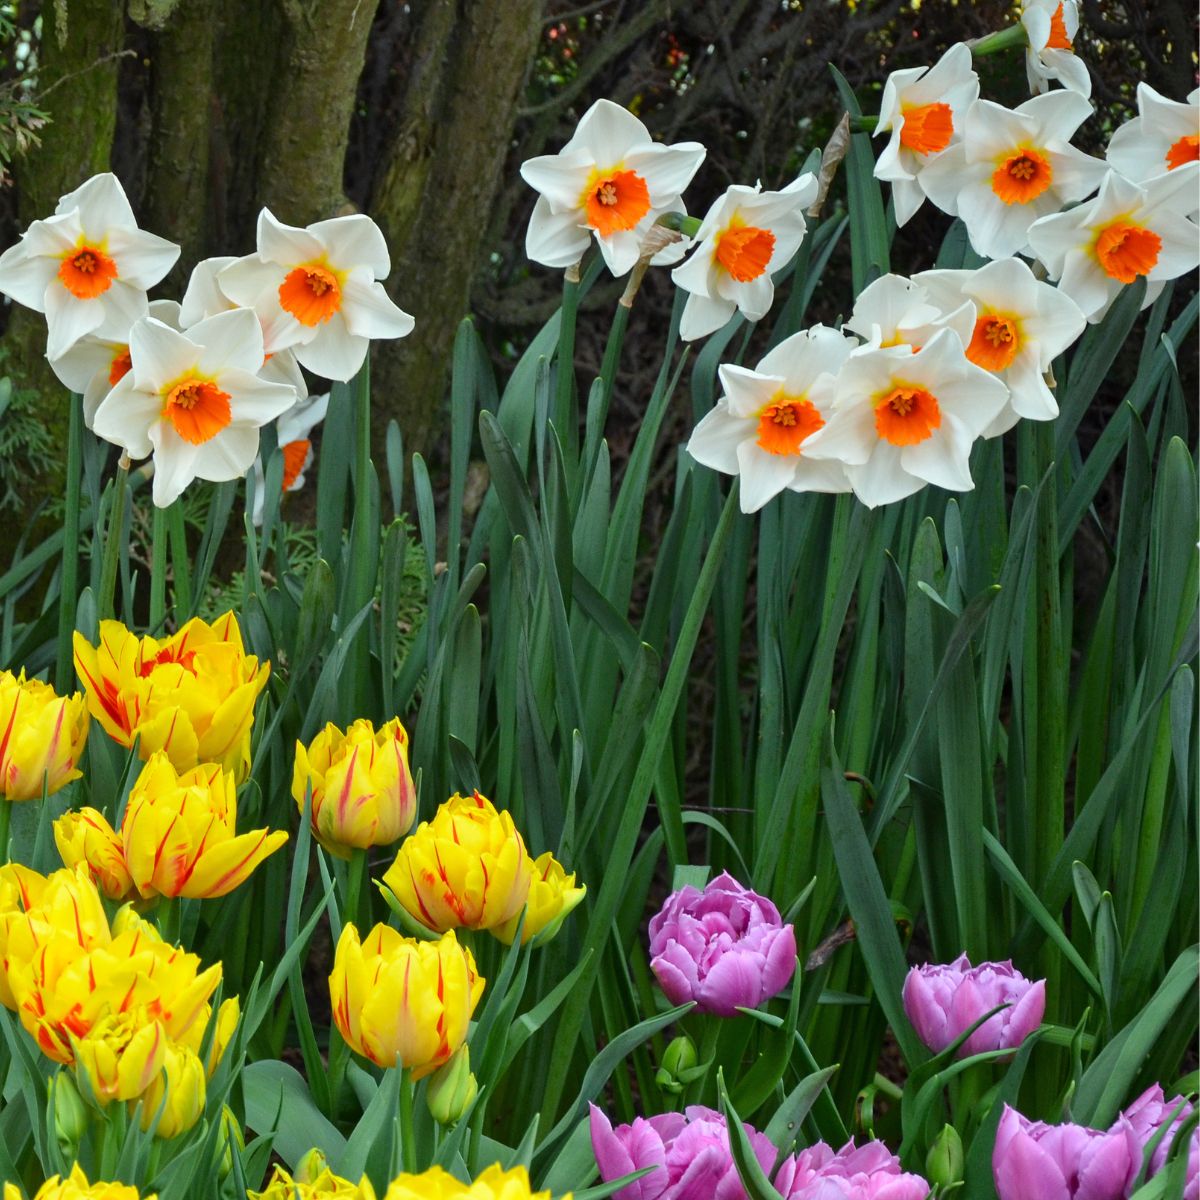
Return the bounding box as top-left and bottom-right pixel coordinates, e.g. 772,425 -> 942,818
773,1139 -> 930,1199
589,1103 -> 775,1200
902,954 -> 1046,1057
992,1105 -> 1140,1200
648,872 -> 797,1017
1120,1085 -> 1199,1197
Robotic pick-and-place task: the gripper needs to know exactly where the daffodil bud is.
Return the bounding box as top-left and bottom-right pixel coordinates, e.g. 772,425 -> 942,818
655,1034 -> 700,1096
426,1045 -> 478,1126
926,1123 -> 964,1187
49,1070 -> 88,1148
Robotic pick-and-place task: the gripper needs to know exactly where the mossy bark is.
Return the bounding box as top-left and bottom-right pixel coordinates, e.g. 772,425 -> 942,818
369,0 -> 546,459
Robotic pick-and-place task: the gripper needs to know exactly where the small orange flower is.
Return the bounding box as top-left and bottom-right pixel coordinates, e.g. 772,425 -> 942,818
874,385 -> 942,447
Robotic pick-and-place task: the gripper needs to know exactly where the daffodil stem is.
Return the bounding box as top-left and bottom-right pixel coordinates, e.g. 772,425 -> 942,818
399,1068 -> 417,1173
848,114 -> 878,133
554,266 -> 581,449
0,801 -> 11,864
98,456 -> 131,623
350,356 -> 375,613
149,503 -> 168,631
596,302 -> 630,432
55,393 -> 83,692
969,23 -> 1028,56
167,500 -> 193,619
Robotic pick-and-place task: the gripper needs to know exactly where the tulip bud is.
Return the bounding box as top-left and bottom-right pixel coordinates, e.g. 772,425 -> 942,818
49,1070 -> 88,1148
494,851 -> 586,947
926,1124 -> 964,1186
295,1147 -> 332,1185
426,1045 -> 478,1126
218,1104 -> 245,1179
655,1035 -> 699,1095
138,1043 -> 206,1139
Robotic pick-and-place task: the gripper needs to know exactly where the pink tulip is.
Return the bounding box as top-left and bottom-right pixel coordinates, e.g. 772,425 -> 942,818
648,872 -> 797,1018
589,1103 -> 775,1200
902,954 -> 1045,1056
773,1139 -> 930,1199
992,1105 -> 1140,1200
1119,1085 -> 1198,1198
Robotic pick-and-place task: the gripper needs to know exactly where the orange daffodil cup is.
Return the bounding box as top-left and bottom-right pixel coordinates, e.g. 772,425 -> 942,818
670,174 -> 817,341
72,611 -> 269,781
217,210 -> 414,382
0,173 -> 178,361
1020,0 -> 1090,98
0,670 -> 89,802
520,98 -> 705,276
55,751 -> 287,902
873,42 -> 980,227
292,718 -> 417,857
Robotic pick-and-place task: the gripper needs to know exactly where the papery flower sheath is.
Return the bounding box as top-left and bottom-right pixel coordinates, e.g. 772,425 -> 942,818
73,612 -> 269,781
902,954 -> 1046,1056
1021,1 -> 1091,99
0,172 -> 178,360
919,91 -> 1107,260
687,326 -> 857,512
218,210 -> 414,382
913,258 -> 1085,435
0,670 -> 89,801
1028,169 -> 1200,321
91,308 -> 299,506
671,174 -> 817,340
874,43 -> 980,226
802,328 -> 1009,508
520,98 -> 705,276
648,871 -> 796,1017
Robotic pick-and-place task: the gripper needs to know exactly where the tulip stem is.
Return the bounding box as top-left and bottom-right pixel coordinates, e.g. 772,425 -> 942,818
55,393 -> 84,693
0,801 -> 10,863
399,1067 -> 417,1173
343,847 -> 368,931
149,502 -> 168,631
98,455 -> 131,623
158,895 -> 181,944
684,1017 -> 721,1107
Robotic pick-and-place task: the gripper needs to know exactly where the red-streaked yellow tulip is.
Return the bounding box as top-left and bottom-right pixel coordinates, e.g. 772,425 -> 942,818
292,718 -> 417,858
53,809 -> 135,902
2,1164 -> 152,1199
0,670 -> 89,801
137,1041 -> 205,1138
73,612 -> 269,781
494,851 -> 586,947
381,1165 -> 563,1199
71,1014 -> 167,1103
382,792 -> 531,933
119,753 -> 287,899
0,862 -> 48,1008
329,922 -> 483,1078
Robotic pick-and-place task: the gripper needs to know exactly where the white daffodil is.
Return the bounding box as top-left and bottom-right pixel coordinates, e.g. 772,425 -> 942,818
1107,83 -> 1199,208
0,173 -> 179,360
92,308 -> 299,507
250,391 -> 329,525
874,43 -> 980,226
1021,1 -> 1091,99
182,253 -> 308,396
844,273 -> 974,352
1027,170 -> 1200,322
520,98 -> 706,277
802,328 -> 1009,509
218,211 -> 414,382
914,258 -> 1085,435
48,299 -> 182,427
919,91 -> 1106,260
686,325 -> 856,512
670,174 -> 817,341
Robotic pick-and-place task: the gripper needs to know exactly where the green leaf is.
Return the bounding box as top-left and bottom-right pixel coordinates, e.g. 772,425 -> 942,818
717,1068 -> 784,1200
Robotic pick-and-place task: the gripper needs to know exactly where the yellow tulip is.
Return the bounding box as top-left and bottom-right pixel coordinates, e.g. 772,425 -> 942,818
292,718 -> 417,857
73,612 -> 269,781
382,792 -> 531,933
71,1014 -> 167,1103
494,852 -> 586,947
137,1042 -> 205,1138
330,922 -> 483,1077
250,1156 -> 377,1199
2,1164 -> 152,1199
0,670 -> 89,801
53,809 -> 135,902
380,1165 -> 562,1200
119,754 -> 287,899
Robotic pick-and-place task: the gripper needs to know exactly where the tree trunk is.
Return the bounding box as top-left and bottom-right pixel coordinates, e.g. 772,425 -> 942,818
369,0 -> 546,459
142,0 -> 216,290
257,0 -> 382,226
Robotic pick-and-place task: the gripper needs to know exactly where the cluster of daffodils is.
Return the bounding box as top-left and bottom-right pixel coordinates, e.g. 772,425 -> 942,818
0,863 -> 236,1138
521,4 -> 1198,513
0,176 -> 412,508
